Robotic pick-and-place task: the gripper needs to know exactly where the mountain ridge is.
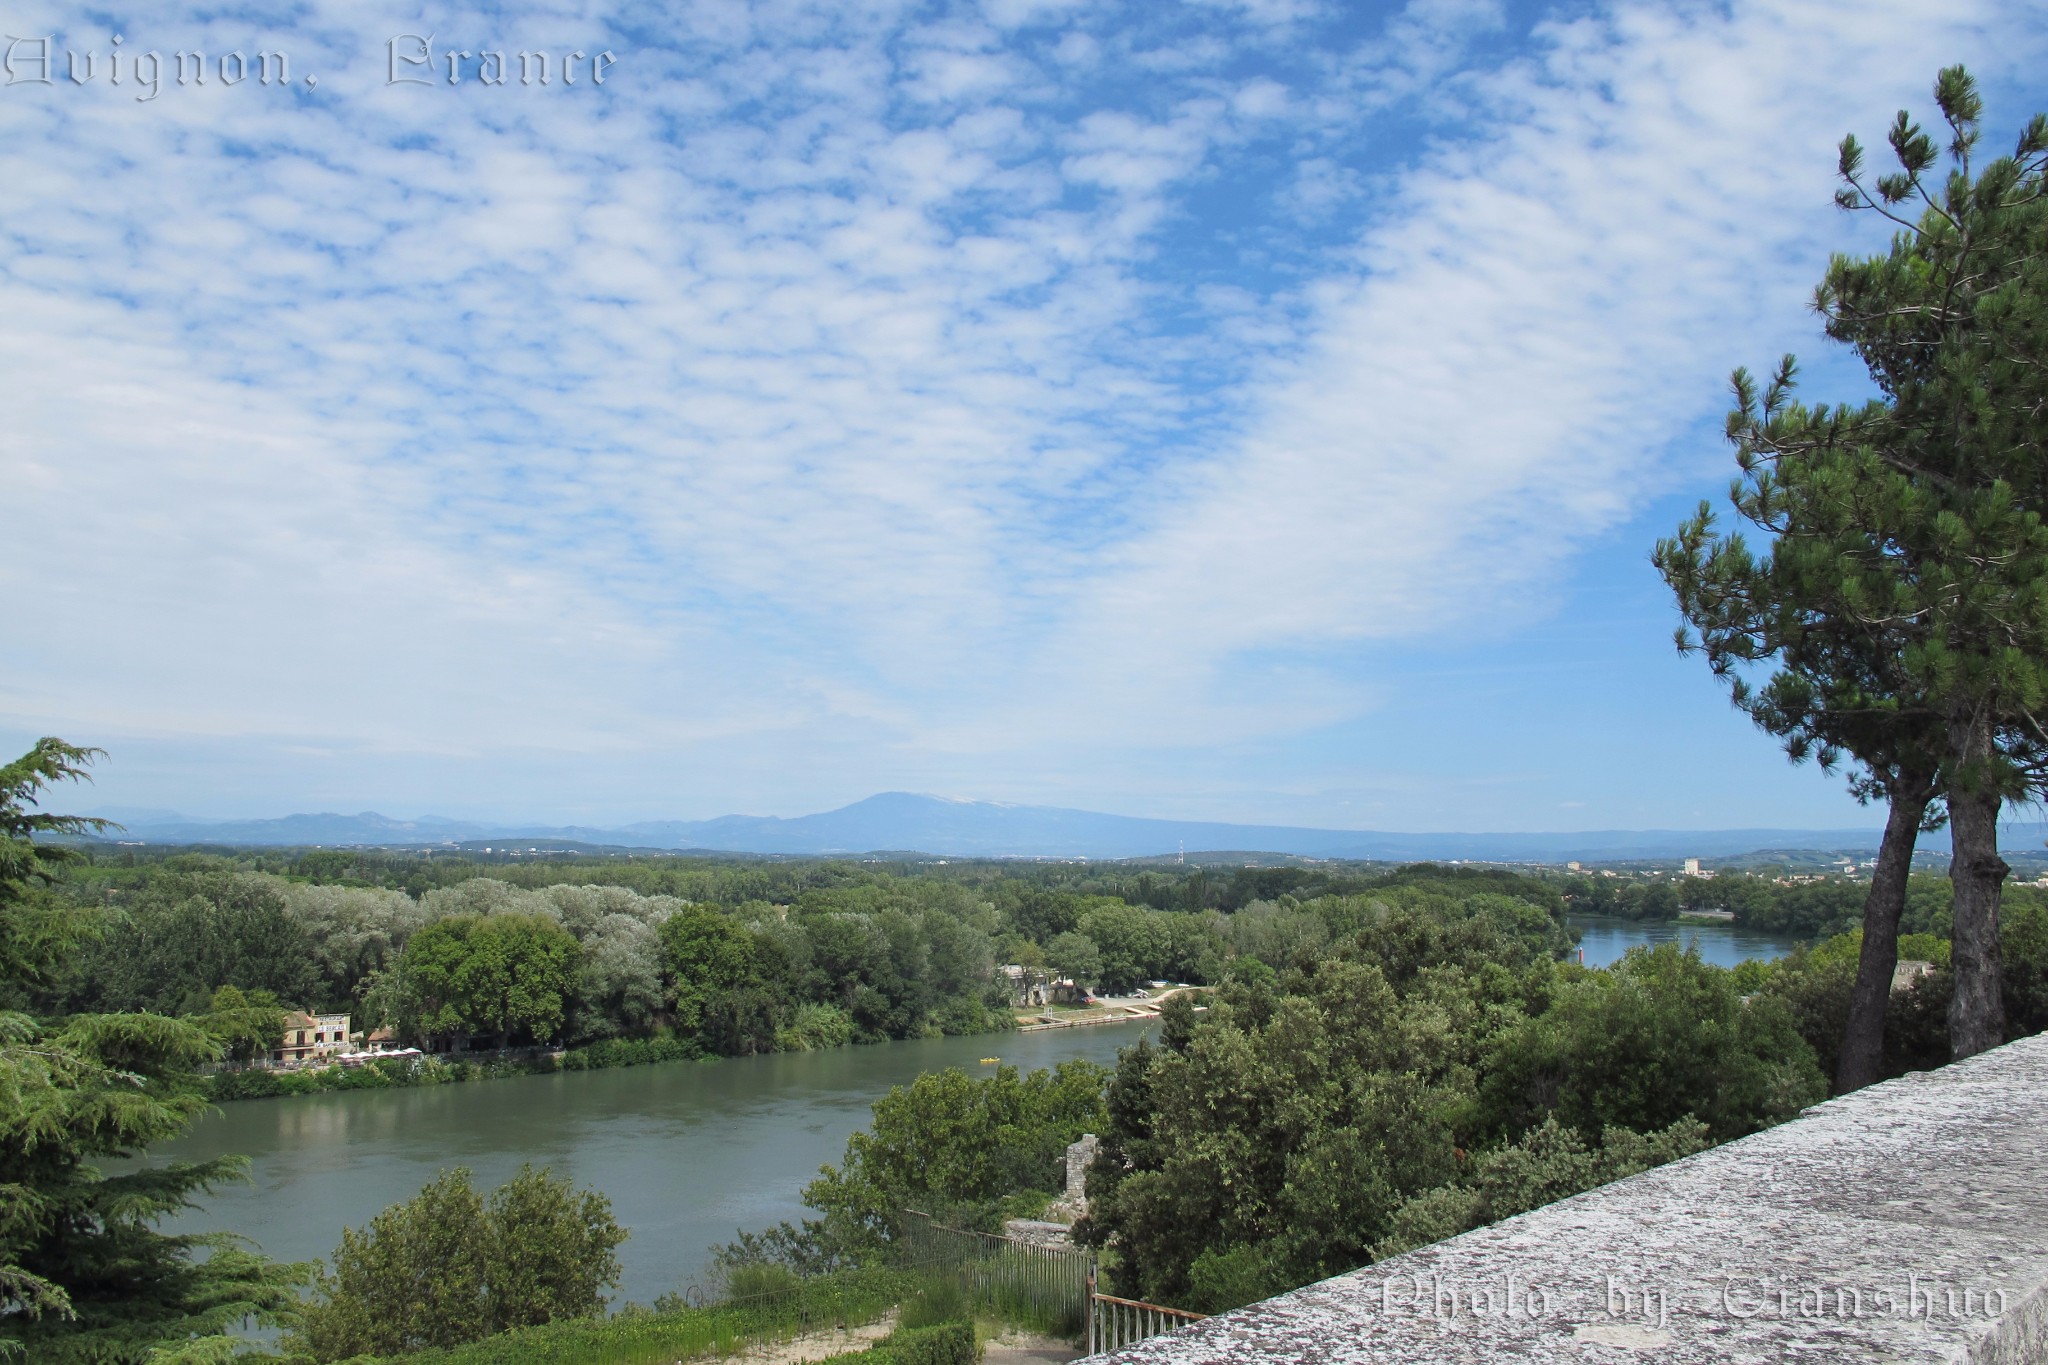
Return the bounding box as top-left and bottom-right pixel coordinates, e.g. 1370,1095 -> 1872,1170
88,791 -> 1909,863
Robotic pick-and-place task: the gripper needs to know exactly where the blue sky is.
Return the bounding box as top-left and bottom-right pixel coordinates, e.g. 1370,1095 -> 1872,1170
3,0 -> 2045,831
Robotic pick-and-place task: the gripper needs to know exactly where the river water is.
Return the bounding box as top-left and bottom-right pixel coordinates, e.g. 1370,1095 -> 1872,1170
1566,914 -> 1804,969
159,1021 -> 1155,1306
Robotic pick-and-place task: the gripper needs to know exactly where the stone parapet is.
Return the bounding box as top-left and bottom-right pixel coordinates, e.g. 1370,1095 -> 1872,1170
1091,1033 -> 2048,1363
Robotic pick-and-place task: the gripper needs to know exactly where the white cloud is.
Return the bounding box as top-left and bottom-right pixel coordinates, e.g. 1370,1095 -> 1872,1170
1047,0 -> 2048,740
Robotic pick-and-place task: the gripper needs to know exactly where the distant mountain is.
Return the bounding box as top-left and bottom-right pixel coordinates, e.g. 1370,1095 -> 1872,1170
93,792 -> 1906,863
609,793 -> 1898,862
94,810 -> 495,846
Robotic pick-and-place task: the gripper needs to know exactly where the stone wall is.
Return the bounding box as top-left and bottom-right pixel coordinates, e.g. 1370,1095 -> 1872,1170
1046,1133 -> 1099,1225
1067,1134 -> 1099,1198
1090,1033 -> 2048,1363
1005,1218 -> 1077,1248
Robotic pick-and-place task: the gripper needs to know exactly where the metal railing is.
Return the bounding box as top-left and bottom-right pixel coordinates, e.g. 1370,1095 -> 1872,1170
889,1212 -> 1209,1355
895,1211 -> 1095,1335
1086,1271 -> 1208,1356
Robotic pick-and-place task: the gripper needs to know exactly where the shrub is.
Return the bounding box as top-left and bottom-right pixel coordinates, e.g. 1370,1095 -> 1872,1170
930,996 -> 1013,1037
559,1035 -> 699,1070
894,1277 -> 970,1330
1482,942 -> 1825,1140
722,1261 -> 804,1302
1371,1115 -> 1711,1261
1183,1244 -> 1287,1314
288,1165 -> 625,1361
777,1002 -> 858,1052
2003,895 -> 2048,1039
323,1064 -> 394,1091
797,1061 -> 1108,1259
881,1321 -> 979,1365
208,1069 -> 284,1101
1759,934 -> 1860,1082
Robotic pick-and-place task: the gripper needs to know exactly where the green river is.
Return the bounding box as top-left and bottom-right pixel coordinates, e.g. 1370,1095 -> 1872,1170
155,919 -> 1799,1310
159,1021 -> 1154,1306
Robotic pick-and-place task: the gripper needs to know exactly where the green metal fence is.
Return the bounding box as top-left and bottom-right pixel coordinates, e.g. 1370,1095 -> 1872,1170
894,1211 -> 1095,1337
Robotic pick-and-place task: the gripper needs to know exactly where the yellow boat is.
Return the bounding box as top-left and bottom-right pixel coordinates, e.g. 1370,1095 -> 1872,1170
979,1057 -> 1001,1064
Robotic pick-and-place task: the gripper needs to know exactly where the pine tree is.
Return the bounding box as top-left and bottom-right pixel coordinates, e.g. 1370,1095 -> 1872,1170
1816,72 -> 2048,1058
1658,503 -> 1944,1091
0,739 -> 305,1363
1661,68 -> 2048,1065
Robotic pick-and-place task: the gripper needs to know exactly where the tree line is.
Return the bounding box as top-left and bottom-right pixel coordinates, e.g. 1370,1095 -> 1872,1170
29,845 -> 1583,1064
1557,866 -> 2043,941
34,862 -> 1016,1056
738,870 -> 2046,1317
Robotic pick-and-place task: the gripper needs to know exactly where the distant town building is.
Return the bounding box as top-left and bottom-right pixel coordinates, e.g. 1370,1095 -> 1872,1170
275,1011 -> 352,1065
1566,861 -> 1582,872
998,964 -> 1051,1006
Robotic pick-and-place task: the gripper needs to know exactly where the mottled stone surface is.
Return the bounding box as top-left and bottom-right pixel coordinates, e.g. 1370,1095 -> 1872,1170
1007,1219 -> 1076,1247
1091,1034 -> 2048,1363
1049,1134 -> 1100,1223
1068,1134 -> 1101,1196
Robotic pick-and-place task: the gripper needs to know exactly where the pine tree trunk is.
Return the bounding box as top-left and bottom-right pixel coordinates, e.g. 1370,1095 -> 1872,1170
1946,714 -> 2008,1060
1836,779 -> 1931,1093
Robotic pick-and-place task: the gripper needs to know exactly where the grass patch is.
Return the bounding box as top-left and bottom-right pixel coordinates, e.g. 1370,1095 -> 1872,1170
386,1266 -> 910,1365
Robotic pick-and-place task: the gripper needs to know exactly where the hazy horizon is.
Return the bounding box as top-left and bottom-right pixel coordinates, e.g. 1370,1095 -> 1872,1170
84,791 -> 1911,841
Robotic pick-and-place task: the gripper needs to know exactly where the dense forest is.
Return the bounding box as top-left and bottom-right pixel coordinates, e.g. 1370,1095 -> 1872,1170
1558,866 -> 1989,938
736,867 -> 2048,1318
21,849 -> 1568,1060
22,843 -> 2041,1073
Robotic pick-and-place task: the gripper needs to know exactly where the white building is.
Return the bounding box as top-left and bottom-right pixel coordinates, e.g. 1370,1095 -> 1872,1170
275,1011 -> 352,1065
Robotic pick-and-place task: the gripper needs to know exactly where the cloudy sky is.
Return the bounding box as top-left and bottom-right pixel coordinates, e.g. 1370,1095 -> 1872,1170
3,0 -> 2044,831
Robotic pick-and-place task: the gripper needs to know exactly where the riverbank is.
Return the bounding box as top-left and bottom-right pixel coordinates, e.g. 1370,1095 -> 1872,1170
1017,1012 -> 1152,1032
160,1018 -> 1158,1307
1011,986 -> 1207,1032
207,1020 -> 1017,1103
